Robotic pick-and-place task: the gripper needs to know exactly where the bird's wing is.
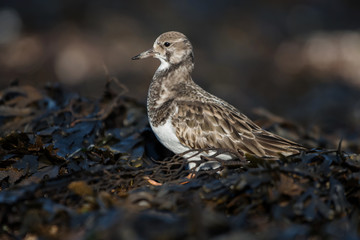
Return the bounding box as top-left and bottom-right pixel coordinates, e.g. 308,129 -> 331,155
172,101 -> 304,159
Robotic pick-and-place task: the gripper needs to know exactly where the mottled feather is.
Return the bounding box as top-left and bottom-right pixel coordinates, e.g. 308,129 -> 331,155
172,101 -> 304,159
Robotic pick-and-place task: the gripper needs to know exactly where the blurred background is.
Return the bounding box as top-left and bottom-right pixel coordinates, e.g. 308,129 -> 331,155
1,0 -> 360,144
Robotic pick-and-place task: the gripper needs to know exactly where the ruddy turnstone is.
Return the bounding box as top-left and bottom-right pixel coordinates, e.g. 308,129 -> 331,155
132,31 -> 304,170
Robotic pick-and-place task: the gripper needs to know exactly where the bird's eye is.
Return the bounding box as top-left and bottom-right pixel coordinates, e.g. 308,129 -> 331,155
164,42 -> 171,47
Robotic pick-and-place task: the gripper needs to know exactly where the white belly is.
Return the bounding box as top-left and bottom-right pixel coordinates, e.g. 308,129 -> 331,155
149,117 -> 235,170
150,118 -> 190,155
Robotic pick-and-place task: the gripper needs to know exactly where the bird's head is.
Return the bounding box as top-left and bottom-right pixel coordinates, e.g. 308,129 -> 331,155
132,31 -> 194,70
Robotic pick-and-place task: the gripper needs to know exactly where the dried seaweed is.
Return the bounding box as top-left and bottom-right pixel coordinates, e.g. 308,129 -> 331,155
0,80 -> 359,240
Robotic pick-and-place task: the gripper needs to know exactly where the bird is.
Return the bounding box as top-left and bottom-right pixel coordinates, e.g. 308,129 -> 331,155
132,31 -> 305,170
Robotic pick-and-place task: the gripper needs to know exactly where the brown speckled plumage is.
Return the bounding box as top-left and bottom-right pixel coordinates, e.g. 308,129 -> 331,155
132,31 -> 305,161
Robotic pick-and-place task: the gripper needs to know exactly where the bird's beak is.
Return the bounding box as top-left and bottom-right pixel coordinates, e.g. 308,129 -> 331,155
132,48 -> 155,60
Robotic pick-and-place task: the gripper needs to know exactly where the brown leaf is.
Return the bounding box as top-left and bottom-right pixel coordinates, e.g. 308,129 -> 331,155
277,173 -> 305,197
68,181 -> 94,197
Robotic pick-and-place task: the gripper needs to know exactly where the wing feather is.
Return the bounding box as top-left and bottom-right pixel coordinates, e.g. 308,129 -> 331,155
172,101 -> 304,159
